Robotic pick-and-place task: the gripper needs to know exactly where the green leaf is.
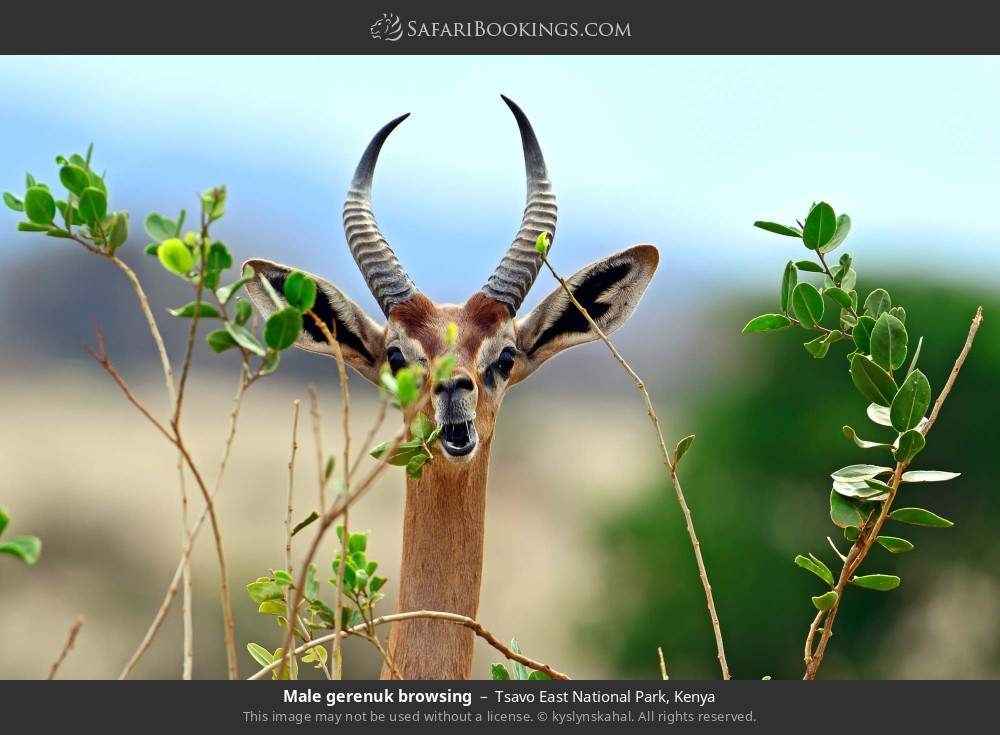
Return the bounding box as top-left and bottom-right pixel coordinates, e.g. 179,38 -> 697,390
900,470 -> 960,483
410,413 -> 435,441
17,222 -> 55,233
246,642 -> 274,667
894,429 -> 926,463
143,212 -> 177,242
205,241 -> 233,272
852,574 -> 900,591
780,261 -> 797,313
791,282 -> 824,328
830,490 -> 865,528
305,563 -> 319,601
157,238 -> 194,276
292,511 -> 320,537
59,164 -> 90,196
870,313 -> 908,372
265,308 -> 303,351
0,536 -> 41,565
168,302 -> 221,319
370,438 -> 426,466
890,369 -> 930,432
842,425 -> 892,450
852,316 -> 876,354
395,367 -> 420,407
261,350 -> 280,376
108,212 -> 129,250
802,202 -> 836,249
490,663 -> 511,680
844,526 -> 861,541
864,288 -> 891,318
794,554 -> 834,587
831,464 -> 893,482
206,329 -> 238,353
0,506 -> 8,536
510,640 -> 530,680
876,536 -> 914,554
217,265 -> 255,305
225,322 -> 266,356
794,260 -> 824,273
406,453 -> 428,479
234,299 -> 253,326
849,354 -> 898,406
534,231 -> 550,254
812,590 -> 838,611
3,191 -> 23,211
889,306 -> 906,324
824,286 -> 853,309
754,221 -> 802,237
246,580 -> 284,604
283,271 -> 317,312
673,434 -> 695,466
818,213 -> 851,254
743,314 -> 792,333
528,671 -> 551,680
889,507 -> 954,528
258,600 -> 287,616
803,330 -> 842,359
273,570 -> 293,585
832,479 -> 889,500
78,187 -> 107,225
23,186 -> 56,225
866,403 -> 892,427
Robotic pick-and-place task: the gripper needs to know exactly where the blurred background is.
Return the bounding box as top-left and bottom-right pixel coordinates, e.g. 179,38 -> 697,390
0,56 -> 998,680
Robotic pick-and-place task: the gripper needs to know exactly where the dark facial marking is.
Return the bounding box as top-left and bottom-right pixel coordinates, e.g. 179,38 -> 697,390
527,261 -> 632,357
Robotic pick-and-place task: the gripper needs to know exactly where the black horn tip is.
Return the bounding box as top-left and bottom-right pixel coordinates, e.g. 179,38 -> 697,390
351,112 -> 411,190
500,95 -> 547,179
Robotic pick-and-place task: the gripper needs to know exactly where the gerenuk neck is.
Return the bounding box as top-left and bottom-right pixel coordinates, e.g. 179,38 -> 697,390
382,436 -> 492,679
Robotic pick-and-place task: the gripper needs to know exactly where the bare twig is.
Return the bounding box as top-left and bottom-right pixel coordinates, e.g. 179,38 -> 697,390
803,307 -> 983,680
307,386 -> 327,514
279,311 -> 353,679
540,252 -> 731,679
284,400 -> 301,679
47,616 -> 84,680
350,396 -> 389,479
248,610 -> 570,681
118,364 -> 251,679
657,647 -> 669,680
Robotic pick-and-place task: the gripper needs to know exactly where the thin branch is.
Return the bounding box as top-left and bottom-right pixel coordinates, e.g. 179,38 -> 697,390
280,311 -> 353,679
307,386 -> 328,514
284,400 -> 301,680
803,609 -> 827,666
540,253 -> 731,679
47,616 -> 84,680
803,307 -> 983,679
922,306 -> 983,437
350,396 -> 389,480
657,647 -> 669,680
248,610 -> 570,681
118,364 -> 251,679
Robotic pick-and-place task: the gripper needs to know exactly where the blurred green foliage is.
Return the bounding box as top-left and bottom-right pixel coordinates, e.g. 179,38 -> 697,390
590,281 -> 998,679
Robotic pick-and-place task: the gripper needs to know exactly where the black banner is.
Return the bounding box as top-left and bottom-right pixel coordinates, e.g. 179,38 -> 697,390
0,680 -> 995,732
1,0 -> 998,53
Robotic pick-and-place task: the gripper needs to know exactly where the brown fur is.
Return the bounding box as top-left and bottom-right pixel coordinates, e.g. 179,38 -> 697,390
382,435 -> 493,679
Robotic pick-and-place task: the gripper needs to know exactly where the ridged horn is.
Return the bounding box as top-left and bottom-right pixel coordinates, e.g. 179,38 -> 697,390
482,95 -> 558,314
343,113 -> 417,317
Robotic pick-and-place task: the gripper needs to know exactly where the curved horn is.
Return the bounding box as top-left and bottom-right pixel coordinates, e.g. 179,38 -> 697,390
482,95 -> 558,314
343,113 -> 417,317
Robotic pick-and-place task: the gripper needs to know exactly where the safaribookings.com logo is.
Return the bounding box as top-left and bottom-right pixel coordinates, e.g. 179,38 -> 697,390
369,14 -> 631,42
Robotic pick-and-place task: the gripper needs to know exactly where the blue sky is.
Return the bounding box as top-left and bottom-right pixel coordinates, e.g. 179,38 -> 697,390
1,56 -> 998,315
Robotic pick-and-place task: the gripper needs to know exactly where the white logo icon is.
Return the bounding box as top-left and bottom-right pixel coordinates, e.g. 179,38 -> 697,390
370,13 -> 403,42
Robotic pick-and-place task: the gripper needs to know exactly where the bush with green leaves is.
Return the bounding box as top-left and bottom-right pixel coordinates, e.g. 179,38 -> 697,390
746,202 -> 979,678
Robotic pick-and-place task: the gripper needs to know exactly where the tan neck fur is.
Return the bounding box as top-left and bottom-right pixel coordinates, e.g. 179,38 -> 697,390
381,436 -> 493,679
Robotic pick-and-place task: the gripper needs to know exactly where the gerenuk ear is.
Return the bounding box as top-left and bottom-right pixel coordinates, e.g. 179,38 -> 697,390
242,259 -> 385,385
511,245 -> 659,383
